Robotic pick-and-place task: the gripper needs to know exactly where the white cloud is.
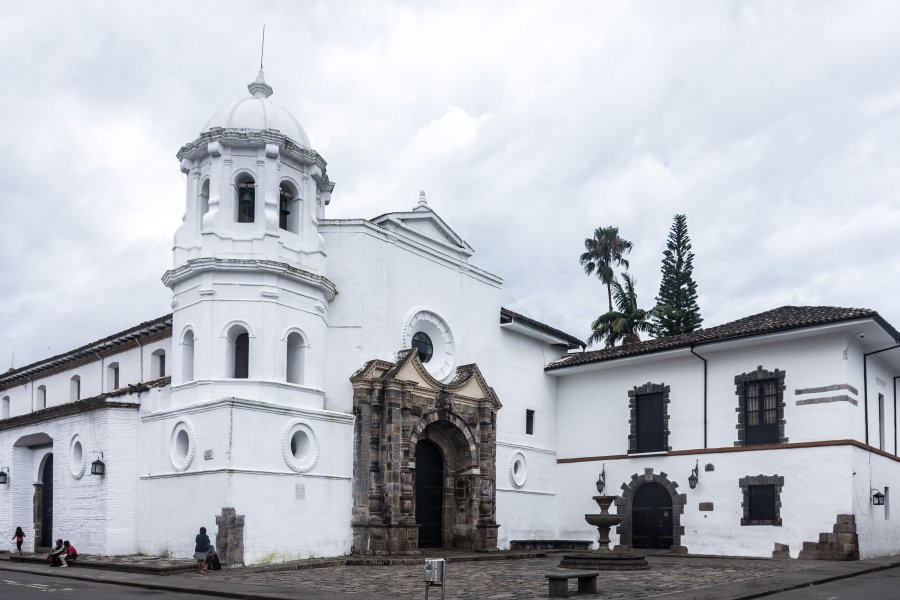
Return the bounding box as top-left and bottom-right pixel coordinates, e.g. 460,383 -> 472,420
2,0 -> 900,365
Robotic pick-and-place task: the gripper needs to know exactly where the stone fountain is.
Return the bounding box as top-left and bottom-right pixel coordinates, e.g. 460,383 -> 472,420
558,467 -> 649,570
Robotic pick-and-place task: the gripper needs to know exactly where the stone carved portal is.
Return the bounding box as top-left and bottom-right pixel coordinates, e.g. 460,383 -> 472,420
350,349 -> 501,554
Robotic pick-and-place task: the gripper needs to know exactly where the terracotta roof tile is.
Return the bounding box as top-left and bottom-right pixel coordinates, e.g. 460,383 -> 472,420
546,306 -> 895,371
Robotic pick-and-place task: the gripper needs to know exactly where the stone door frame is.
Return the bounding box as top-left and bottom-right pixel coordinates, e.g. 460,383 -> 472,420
350,349 -> 500,555
614,468 -> 687,553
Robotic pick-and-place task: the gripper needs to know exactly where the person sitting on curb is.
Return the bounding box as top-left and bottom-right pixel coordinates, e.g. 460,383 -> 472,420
48,539 -> 67,567
63,540 -> 78,565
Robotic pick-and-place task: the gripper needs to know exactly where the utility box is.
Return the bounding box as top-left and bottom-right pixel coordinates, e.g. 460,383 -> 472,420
424,558 -> 445,599
424,558 -> 445,583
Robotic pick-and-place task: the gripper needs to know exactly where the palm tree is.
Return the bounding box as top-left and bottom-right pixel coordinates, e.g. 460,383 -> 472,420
579,226 -> 633,312
588,273 -> 656,348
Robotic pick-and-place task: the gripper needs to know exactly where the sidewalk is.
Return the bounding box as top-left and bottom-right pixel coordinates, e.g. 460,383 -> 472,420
2,550 -> 900,599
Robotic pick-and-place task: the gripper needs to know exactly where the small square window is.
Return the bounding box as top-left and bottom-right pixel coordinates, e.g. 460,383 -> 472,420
748,485 -> 777,522
525,409 -> 534,435
740,475 -> 783,526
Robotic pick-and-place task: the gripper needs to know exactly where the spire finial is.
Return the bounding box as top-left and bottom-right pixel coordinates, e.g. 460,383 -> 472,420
248,25 -> 273,99
418,190 -> 428,207
260,24 -> 266,69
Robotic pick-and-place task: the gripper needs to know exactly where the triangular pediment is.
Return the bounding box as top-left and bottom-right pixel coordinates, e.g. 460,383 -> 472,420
371,204 -> 474,259
353,349 -> 500,410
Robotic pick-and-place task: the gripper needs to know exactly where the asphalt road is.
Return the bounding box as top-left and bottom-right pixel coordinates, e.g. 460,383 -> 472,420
0,572 -> 205,599
765,566 -> 900,599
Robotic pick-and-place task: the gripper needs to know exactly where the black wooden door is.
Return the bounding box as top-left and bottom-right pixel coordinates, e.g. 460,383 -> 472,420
631,483 -> 672,549
41,455 -> 54,547
415,440 -> 444,548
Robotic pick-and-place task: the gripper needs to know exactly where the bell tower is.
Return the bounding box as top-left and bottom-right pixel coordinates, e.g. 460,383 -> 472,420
162,70 -> 336,410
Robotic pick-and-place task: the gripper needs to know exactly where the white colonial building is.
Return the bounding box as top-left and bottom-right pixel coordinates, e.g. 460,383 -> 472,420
1,71 -> 899,563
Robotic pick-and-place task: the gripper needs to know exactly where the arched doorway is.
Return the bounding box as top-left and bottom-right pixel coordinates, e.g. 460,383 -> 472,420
415,439 -> 444,548
631,483 -> 673,549
39,454 -> 54,548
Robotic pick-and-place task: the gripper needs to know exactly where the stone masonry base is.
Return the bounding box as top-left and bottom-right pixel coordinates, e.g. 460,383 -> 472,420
798,514 -> 859,561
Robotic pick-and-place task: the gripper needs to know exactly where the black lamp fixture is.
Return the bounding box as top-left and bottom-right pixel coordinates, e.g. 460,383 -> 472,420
0,467 -> 8,485
871,488 -> 886,506
688,460 -> 700,490
91,452 -> 106,477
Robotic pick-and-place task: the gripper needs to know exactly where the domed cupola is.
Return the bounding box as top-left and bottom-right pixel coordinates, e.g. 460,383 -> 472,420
202,70 -> 311,149
170,69 -> 334,271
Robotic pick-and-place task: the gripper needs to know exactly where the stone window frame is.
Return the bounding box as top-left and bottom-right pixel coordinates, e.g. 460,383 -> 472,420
739,474 -> 784,526
627,382 -> 671,454
734,366 -> 787,446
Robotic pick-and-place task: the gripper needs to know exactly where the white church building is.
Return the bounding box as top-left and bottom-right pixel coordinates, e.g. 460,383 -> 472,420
2,71 -> 899,564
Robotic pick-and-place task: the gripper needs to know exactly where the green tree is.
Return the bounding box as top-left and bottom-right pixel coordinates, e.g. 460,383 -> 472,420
588,273 -> 656,347
579,226 -> 633,313
653,214 -> 702,337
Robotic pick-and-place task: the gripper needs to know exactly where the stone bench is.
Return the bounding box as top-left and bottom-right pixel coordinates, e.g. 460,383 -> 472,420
544,570 -> 599,598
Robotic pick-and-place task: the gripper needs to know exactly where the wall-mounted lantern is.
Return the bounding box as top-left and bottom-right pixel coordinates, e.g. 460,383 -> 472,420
0,467 -> 9,485
91,452 -> 106,477
688,460 -> 700,490
871,489 -> 886,506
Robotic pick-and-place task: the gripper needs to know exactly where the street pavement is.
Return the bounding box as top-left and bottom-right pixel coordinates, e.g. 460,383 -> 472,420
764,565 -> 900,599
2,551 -> 900,599
1,571 -> 202,599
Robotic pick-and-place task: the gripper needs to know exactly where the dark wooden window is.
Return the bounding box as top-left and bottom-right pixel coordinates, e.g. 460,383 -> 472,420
412,332 -> 433,363
744,379 -> 778,445
747,485 -> 777,522
526,409 -> 535,435
631,392 -> 666,453
234,333 -> 250,378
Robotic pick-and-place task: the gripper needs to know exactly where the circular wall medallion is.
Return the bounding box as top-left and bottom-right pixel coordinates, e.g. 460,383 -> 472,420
282,421 -> 319,473
68,435 -> 86,479
402,309 -> 456,381
169,420 -> 196,472
509,451 -> 528,488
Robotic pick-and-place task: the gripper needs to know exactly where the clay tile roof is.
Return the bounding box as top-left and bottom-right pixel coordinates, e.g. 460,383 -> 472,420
499,307 -> 585,349
0,314 -> 173,387
546,306 -> 895,371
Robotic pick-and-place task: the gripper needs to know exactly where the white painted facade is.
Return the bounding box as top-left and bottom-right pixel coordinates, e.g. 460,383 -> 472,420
553,320 -> 900,559
2,71 -> 899,564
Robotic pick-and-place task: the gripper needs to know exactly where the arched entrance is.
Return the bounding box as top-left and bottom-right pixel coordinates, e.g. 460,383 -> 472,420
415,440 -> 444,548
39,454 -> 54,548
614,468 -> 687,553
632,483 -> 672,549
350,351 -> 500,554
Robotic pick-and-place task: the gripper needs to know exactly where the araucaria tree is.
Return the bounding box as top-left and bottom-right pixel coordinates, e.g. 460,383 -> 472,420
653,214 -> 702,337
588,273 -> 656,347
579,226 -> 633,313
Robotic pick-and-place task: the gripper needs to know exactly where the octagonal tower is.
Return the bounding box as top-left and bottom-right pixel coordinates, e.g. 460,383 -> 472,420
162,70 -> 336,410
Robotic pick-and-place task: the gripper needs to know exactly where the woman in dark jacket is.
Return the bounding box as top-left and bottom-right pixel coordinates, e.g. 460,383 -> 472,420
194,527 -> 210,574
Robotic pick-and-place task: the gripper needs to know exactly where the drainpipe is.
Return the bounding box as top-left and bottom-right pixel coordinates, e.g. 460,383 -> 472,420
28,375 -> 33,413
690,345 -> 708,449
863,343 -> 900,446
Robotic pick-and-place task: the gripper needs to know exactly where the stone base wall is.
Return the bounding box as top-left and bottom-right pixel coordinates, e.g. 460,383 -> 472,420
352,525 -> 420,555
798,514 -> 859,560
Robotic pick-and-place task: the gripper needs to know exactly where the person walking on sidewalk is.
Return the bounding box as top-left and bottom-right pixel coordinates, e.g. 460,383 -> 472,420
12,526 -> 25,555
194,527 -> 210,575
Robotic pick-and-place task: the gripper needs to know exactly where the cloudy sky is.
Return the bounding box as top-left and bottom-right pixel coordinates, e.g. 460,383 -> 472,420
2,1 -> 899,367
